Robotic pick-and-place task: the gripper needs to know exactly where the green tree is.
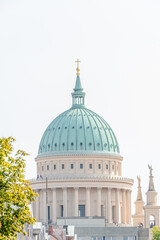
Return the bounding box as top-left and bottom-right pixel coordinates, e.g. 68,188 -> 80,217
152,226 -> 160,240
0,137 -> 37,239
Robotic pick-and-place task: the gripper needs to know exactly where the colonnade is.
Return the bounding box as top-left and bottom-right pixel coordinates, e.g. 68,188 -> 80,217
34,187 -> 131,225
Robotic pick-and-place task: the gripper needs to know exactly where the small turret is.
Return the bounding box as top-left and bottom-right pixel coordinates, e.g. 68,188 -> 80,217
132,176 -> 144,227
146,165 -> 157,206
143,165 -> 160,228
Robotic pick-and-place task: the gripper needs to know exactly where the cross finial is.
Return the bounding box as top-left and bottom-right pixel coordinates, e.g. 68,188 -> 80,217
75,59 -> 81,76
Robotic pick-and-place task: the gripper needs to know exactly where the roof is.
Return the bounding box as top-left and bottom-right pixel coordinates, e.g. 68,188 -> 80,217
38,70 -> 120,157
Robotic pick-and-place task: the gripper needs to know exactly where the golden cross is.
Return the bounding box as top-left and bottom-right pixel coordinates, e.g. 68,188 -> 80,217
75,59 -> 81,76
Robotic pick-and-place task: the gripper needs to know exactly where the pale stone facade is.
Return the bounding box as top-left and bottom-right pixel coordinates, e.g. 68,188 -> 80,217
30,154 -> 133,226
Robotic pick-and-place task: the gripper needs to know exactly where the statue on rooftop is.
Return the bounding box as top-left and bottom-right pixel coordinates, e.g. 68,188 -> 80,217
148,164 -> 153,176
137,175 -> 141,187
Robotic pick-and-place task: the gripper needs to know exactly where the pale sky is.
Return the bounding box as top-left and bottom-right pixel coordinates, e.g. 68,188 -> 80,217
0,0 -> 160,210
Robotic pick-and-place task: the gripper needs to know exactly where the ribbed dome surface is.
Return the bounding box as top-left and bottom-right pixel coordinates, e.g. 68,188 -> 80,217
38,73 -> 120,157
38,107 -> 120,156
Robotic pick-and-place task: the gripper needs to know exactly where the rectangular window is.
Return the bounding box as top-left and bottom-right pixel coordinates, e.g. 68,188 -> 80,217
48,206 -> 50,220
62,164 -> 64,169
101,205 -> 104,216
47,165 -> 49,170
80,163 -> 83,169
60,205 -> 63,217
129,237 -> 136,240
89,163 -> 92,169
123,237 -> 128,240
92,238 -> 97,240
112,206 -> 115,222
112,165 -> 114,170
97,237 -> 102,240
106,164 -> 108,169
42,166 -> 44,171
98,164 -> 101,169
71,163 -> 74,169
54,164 -> 56,170
78,205 -> 85,217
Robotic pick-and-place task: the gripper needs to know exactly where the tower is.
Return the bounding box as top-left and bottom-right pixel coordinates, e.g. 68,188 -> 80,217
132,176 -> 144,227
143,165 -> 160,228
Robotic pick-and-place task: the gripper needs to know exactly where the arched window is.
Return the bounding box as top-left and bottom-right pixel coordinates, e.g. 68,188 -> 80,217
150,215 -> 155,228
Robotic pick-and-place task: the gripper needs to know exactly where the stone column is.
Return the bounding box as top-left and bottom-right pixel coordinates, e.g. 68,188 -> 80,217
74,187 -> 79,216
115,189 -> 120,223
36,190 -> 40,221
126,190 -> 131,224
105,198 -> 108,223
52,188 -> 56,223
63,188 -> 67,217
97,187 -> 102,216
128,190 -> 131,224
107,188 -> 112,223
43,189 -> 46,223
86,187 -> 91,216
122,189 -> 126,224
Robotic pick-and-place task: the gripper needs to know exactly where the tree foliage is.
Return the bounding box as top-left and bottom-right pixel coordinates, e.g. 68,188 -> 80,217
0,137 -> 37,239
152,226 -> 160,240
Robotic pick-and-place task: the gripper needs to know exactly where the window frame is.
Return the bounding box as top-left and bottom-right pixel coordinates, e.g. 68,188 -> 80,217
89,163 -> 92,169
80,163 -> 83,169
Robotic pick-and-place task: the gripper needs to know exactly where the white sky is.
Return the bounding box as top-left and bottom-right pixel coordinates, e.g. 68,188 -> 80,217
0,0 -> 160,211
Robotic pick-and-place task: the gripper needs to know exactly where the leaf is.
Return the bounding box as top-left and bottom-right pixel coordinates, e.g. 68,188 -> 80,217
0,137 -> 38,238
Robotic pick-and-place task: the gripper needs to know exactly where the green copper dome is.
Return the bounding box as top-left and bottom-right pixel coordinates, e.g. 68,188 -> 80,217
38,74 -> 120,157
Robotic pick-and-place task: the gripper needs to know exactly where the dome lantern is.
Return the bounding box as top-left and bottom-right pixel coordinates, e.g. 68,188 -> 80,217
71,59 -> 85,108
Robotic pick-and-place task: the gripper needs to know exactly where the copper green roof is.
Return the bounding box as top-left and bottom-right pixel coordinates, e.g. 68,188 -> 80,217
38,75 -> 120,157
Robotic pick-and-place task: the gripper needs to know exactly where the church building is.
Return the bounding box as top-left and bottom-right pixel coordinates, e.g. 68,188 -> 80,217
30,60 -> 133,227
29,60 -> 160,240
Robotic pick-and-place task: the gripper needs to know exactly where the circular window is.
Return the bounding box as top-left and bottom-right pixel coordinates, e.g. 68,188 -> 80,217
71,142 -> 74,146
